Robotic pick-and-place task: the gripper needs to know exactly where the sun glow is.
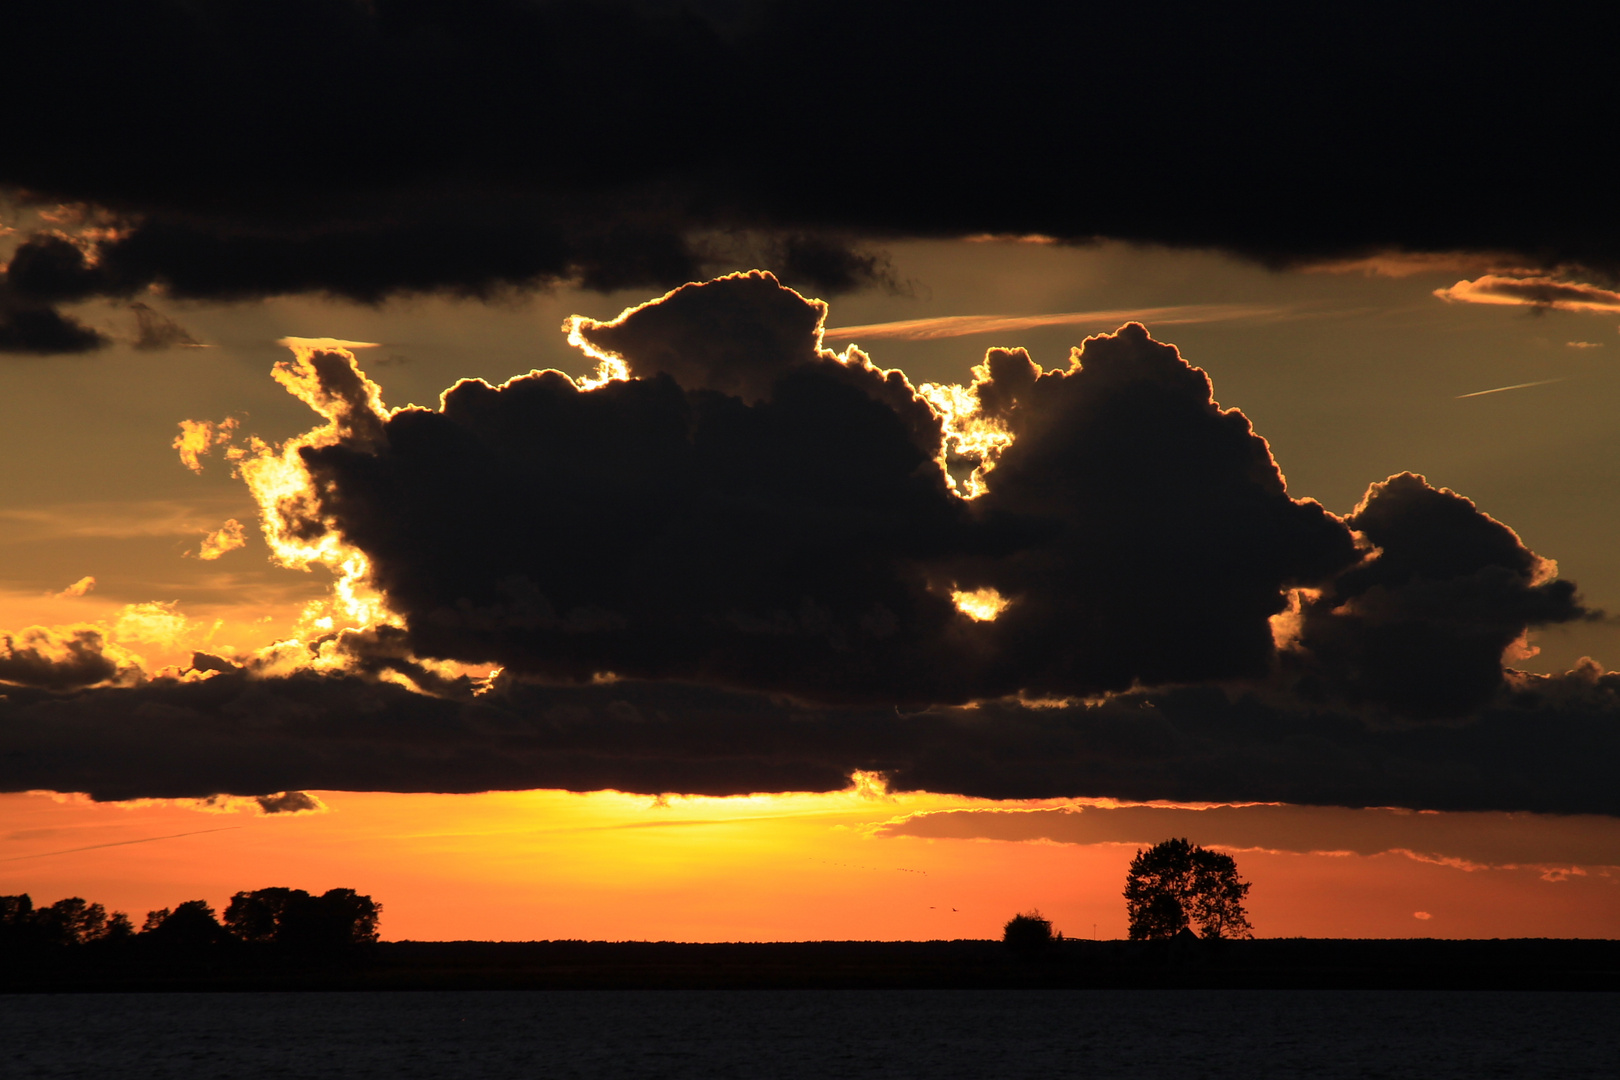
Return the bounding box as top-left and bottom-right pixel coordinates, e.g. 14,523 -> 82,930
563,314 -> 631,389
917,382 -> 1013,499
951,587 -> 1010,622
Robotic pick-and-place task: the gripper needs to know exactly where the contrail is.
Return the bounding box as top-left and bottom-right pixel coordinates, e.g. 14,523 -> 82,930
823,303 -> 1288,342
1455,378 -> 1567,399
3,825 -> 242,862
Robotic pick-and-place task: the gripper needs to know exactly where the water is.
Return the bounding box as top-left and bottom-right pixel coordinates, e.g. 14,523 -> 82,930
4,988 -> 1615,1079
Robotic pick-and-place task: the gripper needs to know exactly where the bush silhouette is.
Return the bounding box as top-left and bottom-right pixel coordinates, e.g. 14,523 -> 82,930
1002,910 -> 1056,955
1124,838 -> 1252,940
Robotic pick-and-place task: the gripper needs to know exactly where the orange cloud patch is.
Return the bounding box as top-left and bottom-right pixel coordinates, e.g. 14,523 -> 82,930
173,418 -> 238,474
53,576 -> 95,599
194,519 -> 247,561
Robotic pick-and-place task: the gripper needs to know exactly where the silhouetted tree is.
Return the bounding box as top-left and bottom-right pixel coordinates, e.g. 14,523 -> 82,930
35,897 -> 108,946
225,887 -> 381,955
1124,838 -> 1253,940
1,894 -> 133,950
141,899 -> 226,951
223,886 -> 303,944
1,894 -> 42,953
1002,909 -> 1057,956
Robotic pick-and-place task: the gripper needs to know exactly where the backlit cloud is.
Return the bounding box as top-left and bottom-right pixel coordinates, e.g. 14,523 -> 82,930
1,273 -> 1612,816
0,624 -> 136,691
279,273 -> 1357,705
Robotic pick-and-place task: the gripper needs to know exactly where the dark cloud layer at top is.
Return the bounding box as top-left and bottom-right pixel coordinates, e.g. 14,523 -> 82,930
5,0 -> 1620,351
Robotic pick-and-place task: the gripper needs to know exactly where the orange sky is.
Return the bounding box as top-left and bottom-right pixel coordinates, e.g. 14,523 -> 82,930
4,239 -> 1620,940
5,787 -> 1616,941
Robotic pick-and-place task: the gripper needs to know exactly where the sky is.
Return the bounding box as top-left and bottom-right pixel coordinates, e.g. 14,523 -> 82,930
3,1 -> 1619,941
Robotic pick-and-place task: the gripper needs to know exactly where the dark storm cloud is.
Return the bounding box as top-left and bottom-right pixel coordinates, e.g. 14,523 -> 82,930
293,273 -> 1356,704
0,290 -> 107,355
1,665 -> 1617,815
1289,474 -> 1590,717
4,274 -> 1603,808
957,333 -> 1357,699
6,1 -> 1620,351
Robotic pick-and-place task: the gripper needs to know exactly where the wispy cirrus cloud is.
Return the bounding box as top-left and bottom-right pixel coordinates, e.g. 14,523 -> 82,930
823,303 -> 1287,342
0,499 -> 247,541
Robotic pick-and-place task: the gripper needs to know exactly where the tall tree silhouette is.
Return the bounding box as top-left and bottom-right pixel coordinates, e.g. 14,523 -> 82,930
1124,838 -> 1252,940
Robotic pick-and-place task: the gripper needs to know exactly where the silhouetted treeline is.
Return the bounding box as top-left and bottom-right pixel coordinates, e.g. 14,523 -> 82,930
1,887 -> 380,974
5,926 -> 1617,992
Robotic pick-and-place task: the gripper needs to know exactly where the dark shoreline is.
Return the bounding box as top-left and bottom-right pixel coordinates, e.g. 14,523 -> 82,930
6,938 -> 1619,992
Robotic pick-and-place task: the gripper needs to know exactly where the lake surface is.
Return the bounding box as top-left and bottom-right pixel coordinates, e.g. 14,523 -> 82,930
5,988 -> 1615,1079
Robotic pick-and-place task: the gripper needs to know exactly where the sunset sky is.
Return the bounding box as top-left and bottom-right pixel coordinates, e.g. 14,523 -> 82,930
3,1 -> 1618,942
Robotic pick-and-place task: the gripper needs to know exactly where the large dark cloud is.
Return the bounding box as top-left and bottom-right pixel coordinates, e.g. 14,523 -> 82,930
3,273 -> 1602,808
0,289 -> 106,355
957,334 -> 1356,698
2,664 -> 1617,815
1289,474 -> 1589,717
5,1 -> 1619,351
293,274 -> 1586,713
293,273 -> 1360,703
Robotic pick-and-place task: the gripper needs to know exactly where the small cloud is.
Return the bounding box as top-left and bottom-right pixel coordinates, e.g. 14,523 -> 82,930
186,791 -> 326,815
275,336 -> 381,351
254,790 -> 326,815
1566,341 -> 1604,348
1435,274 -> 1620,313
173,418 -> 237,473
53,576 -> 95,598
192,519 -> 247,561
130,302 -> 203,350
1413,911 -> 1432,920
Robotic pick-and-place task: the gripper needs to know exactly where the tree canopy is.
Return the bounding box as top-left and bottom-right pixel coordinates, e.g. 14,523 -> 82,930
1124,838 -> 1252,940
3,885 -> 380,960
224,887 -> 381,952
